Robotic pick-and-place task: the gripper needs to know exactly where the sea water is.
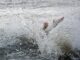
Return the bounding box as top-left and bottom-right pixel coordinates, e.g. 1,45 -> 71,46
0,7 -> 80,60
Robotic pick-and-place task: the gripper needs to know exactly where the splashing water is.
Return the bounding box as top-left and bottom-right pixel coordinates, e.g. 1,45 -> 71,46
0,7 -> 80,60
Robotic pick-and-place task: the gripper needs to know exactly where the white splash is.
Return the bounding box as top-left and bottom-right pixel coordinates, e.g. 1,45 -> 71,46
0,7 -> 80,56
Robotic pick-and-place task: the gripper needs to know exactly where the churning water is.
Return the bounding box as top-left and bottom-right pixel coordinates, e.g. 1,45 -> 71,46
0,0 -> 80,60
0,7 -> 80,60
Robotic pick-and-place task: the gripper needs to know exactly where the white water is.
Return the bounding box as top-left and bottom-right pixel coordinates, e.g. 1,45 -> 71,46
0,7 -> 80,60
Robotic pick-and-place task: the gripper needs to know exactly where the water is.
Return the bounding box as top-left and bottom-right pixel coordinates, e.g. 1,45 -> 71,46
0,7 -> 80,60
0,0 -> 80,8
0,0 -> 80,60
